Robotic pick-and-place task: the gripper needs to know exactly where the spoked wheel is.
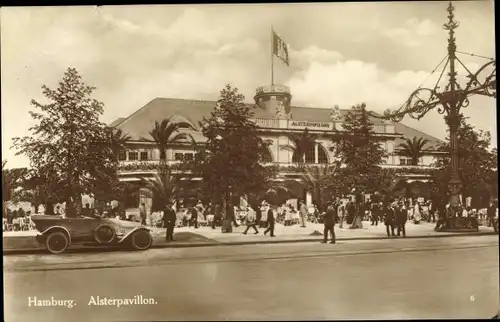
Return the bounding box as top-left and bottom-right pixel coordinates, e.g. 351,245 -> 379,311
130,230 -> 153,251
45,231 -> 70,254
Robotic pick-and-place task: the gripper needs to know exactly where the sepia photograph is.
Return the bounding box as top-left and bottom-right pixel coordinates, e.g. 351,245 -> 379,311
1,1 -> 498,321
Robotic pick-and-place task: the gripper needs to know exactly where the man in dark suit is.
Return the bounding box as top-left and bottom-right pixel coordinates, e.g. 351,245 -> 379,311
384,202 -> 396,237
189,206 -> 198,228
163,202 -> 177,242
212,203 -> 221,229
264,205 -> 276,237
395,202 -> 407,237
321,202 -> 336,244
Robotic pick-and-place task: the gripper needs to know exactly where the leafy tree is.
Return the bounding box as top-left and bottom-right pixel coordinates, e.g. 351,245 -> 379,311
398,137 -> 431,165
199,84 -> 272,213
2,161 -> 29,215
281,128 -> 317,164
143,118 -> 193,163
432,115 -> 497,208
12,67 -> 117,217
333,103 -> 387,192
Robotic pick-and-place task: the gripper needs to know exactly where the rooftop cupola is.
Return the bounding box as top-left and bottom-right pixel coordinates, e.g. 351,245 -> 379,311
253,84 -> 292,119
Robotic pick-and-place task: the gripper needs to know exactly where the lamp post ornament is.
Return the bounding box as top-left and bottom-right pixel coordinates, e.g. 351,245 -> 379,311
383,2 -> 496,225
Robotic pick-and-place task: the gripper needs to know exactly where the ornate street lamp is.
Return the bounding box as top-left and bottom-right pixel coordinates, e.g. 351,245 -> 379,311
383,2 -> 496,230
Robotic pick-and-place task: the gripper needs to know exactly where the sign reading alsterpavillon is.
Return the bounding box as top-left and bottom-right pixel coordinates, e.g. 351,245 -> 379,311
288,121 -> 334,130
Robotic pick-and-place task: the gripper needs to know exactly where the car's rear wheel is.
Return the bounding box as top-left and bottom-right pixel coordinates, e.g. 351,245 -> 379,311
130,230 -> 152,251
45,231 -> 70,254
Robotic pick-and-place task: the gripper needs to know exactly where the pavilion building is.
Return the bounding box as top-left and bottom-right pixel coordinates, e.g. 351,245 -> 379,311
111,84 -> 444,210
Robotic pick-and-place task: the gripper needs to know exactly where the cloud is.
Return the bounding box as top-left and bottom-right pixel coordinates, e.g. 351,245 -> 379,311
1,4 -> 496,168
382,18 -> 438,47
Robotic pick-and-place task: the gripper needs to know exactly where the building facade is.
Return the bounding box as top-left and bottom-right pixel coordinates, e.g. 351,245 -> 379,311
112,85 -> 444,209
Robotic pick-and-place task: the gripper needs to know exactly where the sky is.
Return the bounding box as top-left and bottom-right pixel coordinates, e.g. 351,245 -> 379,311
1,1 -> 496,168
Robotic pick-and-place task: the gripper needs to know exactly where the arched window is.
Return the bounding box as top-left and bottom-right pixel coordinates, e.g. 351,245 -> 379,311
261,148 -> 273,163
318,145 -> 329,164
169,114 -> 196,130
305,146 -> 315,164
292,145 -> 316,163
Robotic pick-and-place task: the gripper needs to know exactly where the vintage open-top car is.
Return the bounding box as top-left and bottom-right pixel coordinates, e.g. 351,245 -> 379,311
30,214 -> 153,254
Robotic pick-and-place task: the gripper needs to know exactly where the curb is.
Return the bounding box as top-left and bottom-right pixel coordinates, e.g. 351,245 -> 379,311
3,231 -> 497,255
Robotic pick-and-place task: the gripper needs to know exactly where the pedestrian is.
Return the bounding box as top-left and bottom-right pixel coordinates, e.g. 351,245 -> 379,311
227,204 -> 239,228
299,201 -> 308,228
371,202 -> 380,226
212,203 -> 221,229
384,202 -> 396,237
260,202 -> 268,228
395,202 -> 407,237
139,203 -> 147,225
413,201 -> 422,224
434,204 -> 448,231
163,202 -> 176,242
189,206 -> 199,228
243,205 -> 259,235
321,202 -> 336,244
264,205 -> 276,237
284,204 -> 293,226
487,201 -> 496,227
337,201 -> 345,228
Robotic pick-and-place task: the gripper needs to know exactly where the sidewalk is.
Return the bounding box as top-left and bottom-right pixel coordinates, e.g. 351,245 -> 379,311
3,221 -> 496,254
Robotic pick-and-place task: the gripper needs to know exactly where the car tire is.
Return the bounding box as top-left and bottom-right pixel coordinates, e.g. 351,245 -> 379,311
130,230 -> 153,251
45,231 -> 70,254
94,225 -> 116,244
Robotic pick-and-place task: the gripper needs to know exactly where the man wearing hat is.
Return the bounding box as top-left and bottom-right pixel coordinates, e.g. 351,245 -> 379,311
395,201 -> 407,237
321,201 -> 336,244
163,201 -> 177,242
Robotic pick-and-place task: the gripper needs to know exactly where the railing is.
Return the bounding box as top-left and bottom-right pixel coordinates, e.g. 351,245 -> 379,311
252,118 -> 280,128
255,84 -> 291,95
249,117 -> 392,134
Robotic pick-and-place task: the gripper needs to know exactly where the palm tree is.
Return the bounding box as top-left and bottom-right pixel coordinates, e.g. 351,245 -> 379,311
301,162 -> 340,211
280,128 -> 317,165
398,137 -> 430,166
108,128 -> 131,159
140,166 -> 180,212
143,118 -> 193,163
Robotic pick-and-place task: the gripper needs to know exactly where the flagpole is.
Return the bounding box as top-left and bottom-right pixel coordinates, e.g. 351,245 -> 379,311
271,26 -> 274,86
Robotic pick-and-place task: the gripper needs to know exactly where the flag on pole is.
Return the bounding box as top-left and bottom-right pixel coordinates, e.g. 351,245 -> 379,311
272,29 -> 289,66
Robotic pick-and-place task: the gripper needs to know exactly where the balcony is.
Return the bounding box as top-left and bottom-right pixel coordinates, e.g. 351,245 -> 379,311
118,160 -> 184,173
250,118 -> 394,134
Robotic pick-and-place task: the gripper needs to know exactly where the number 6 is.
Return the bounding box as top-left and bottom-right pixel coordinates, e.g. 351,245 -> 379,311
470,295 -> 475,301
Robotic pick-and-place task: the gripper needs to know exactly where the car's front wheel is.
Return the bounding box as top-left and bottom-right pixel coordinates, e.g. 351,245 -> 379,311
45,231 -> 70,254
130,230 -> 153,251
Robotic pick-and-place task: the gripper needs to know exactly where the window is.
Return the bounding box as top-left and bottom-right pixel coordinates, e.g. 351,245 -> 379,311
128,151 -> 138,161
318,145 -> 328,164
184,153 -> 194,161
118,151 -> 126,161
174,153 -> 184,161
399,157 -> 414,165
140,151 -> 148,161
305,145 -> 315,164
261,148 -> 273,163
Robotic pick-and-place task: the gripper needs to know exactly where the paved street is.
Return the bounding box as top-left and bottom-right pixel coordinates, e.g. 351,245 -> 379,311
4,235 -> 499,321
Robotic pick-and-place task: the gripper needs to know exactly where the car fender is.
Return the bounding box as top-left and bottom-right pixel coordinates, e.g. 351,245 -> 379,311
39,226 -> 72,245
118,227 -> 151,244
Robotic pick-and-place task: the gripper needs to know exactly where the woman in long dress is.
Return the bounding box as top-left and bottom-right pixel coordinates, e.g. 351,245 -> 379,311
413,202 -> 422,224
